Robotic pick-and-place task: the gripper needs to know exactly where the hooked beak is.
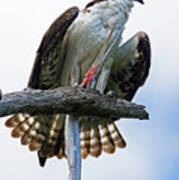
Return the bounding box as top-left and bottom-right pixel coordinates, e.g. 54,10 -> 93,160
135,0 -> 144,4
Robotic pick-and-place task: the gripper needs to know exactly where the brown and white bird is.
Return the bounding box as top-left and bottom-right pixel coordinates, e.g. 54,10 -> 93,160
5,0 -> 151,167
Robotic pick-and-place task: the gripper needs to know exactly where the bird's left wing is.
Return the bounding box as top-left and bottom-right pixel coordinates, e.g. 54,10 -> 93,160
106,31 -> 151,101
28,6 -> 79,89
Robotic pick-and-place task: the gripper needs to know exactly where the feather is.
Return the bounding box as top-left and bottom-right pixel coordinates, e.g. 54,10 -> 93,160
99,125 -> 116,154
89,127 -> 102,157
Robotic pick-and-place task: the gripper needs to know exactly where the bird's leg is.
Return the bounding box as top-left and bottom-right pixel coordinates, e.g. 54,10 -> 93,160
106,90 -> 118,98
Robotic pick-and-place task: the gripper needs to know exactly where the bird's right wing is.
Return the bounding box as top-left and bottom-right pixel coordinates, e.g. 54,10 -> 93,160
5,6 -> 79,167
28,6 -> 79,89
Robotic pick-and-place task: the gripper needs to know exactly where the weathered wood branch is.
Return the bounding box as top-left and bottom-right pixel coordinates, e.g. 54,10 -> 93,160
0,87 -> 149,121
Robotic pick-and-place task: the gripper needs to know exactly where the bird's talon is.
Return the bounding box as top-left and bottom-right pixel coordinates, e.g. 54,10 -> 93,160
74,82 -> 79,87
106,90 -> 118,98
95,90 -> 103,95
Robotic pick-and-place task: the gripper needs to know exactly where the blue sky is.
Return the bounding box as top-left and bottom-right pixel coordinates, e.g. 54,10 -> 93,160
0,0 -> 178,180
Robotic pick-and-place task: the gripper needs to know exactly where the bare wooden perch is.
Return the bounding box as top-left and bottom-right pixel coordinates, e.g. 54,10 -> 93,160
0,87 -> 148,121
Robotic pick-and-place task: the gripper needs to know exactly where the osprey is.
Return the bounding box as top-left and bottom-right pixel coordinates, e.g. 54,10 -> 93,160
5,0 -> 150,167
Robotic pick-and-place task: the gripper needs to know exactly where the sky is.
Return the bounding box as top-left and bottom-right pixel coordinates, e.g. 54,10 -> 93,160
0,0 -> 179,180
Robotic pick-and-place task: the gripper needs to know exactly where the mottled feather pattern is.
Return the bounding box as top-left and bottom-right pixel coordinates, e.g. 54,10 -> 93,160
107,32 -> 151,101
28,7 -> 79,89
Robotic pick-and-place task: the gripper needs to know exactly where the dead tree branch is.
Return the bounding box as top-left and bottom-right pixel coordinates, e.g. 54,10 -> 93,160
0,87 -> 149,121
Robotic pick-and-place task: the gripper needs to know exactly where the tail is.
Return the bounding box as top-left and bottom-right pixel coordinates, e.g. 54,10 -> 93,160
5,114 -> 126,164
80,119 -> 126,159
5,113 -> 65,166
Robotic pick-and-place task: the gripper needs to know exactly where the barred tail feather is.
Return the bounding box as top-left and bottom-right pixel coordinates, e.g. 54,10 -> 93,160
79,119 -> 126,158
108,123 -> 126,148
80,128 -> 90,159
5,114 -> 44,152
99,124 -> 116,154
89,127 -> 101,157
5,113 -> 65,158
7,114 -> 32,138
29,139 -> 42,151
5,113 -> 29,128
5,114 -> 126,161
21,120 -> 42,146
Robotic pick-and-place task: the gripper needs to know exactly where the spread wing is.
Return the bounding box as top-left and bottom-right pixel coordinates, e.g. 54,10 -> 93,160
28,6 -> 79,89
106,31 -> 151,101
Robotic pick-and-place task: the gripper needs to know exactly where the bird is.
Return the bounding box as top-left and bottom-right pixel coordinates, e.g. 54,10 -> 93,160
5,0 -> 151,167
